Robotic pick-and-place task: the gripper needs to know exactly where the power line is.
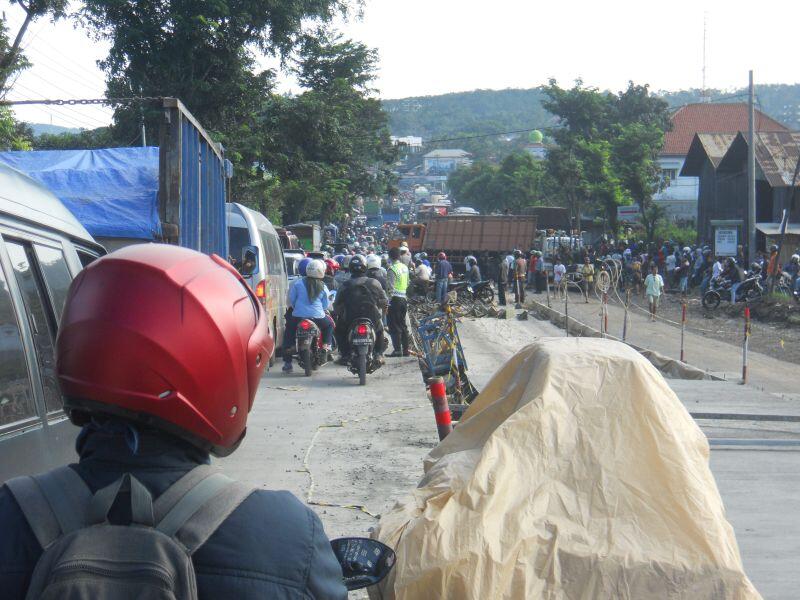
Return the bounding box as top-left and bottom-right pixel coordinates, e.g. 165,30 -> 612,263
421,127 -> 545,146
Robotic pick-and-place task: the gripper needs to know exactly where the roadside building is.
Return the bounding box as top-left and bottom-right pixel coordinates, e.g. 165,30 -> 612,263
683,131 -> 800,258
391,136 -> 423,153
524,142 -> 548,161
422,149 -> 471,175
656,103 -> 788,224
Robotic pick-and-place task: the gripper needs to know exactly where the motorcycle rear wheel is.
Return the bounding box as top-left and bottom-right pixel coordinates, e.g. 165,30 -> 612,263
301,348 -> 312,376
357,347 -> 367,386
702,291 -> 721,309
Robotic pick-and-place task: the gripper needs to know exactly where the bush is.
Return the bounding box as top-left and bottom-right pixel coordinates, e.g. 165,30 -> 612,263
655,223 -> 697,246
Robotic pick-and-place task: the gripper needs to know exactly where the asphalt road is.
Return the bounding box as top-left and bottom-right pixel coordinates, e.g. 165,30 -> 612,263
215,310 -> 799,599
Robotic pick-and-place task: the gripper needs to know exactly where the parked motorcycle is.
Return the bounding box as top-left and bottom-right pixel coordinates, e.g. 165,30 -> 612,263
295,318 -> 330,376
346,317 -> 384,385
702,275 -> 763,309
450,279 -> 495,303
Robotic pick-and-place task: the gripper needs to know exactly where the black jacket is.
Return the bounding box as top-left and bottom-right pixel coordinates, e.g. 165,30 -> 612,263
0,424 -> 347,600
334,275 -> 388,324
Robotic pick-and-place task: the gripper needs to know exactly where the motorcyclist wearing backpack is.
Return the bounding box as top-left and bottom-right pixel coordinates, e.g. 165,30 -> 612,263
0,245 -> 347,600
333,254 -> 388,365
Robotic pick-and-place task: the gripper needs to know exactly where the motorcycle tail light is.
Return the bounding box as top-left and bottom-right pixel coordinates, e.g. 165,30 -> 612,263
300,320 -> 312,330
357,324 -> 368,336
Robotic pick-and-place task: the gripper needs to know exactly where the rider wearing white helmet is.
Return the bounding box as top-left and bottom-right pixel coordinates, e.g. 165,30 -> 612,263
365,254 -> 387,291
283,259 -> 333,372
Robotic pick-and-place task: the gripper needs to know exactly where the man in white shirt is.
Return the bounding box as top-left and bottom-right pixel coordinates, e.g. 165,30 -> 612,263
553,258 -> 567,299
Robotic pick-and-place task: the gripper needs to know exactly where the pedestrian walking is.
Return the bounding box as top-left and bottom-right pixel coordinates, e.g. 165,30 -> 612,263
644,263 -> 664,322
580,256 -> 595,303
386,247 -> 410,357
553,258 -> 566,299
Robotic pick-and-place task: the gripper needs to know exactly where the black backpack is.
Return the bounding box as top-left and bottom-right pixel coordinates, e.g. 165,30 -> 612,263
6,464 -> 253,600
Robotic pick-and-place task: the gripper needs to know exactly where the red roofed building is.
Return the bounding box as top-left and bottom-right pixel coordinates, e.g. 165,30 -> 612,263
655,103 -> 789,223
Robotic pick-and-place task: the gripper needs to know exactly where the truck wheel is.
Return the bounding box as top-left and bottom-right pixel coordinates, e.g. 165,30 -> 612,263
301,348 -> 312,376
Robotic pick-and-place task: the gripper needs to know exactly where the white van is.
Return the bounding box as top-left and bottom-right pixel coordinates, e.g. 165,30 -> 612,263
226,203 -> 288,361
0,164 -> 105,483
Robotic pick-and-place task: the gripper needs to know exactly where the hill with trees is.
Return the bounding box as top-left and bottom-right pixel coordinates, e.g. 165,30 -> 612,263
383,83 -> 800,142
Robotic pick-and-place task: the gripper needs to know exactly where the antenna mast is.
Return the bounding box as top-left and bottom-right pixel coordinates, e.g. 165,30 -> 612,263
702,13 -> 710,102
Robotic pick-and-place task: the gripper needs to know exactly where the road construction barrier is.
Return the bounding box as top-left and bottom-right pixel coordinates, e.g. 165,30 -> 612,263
428,376 -> 453,440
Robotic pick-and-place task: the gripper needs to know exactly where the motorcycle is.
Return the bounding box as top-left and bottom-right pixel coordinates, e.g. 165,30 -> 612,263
347,317 -> 384,385
295,318 -> 330,376
449,279 -> 495,303
702,274 -> 763,309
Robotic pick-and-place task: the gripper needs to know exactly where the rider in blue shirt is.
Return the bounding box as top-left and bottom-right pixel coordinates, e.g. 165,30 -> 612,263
283,259 -> 333,372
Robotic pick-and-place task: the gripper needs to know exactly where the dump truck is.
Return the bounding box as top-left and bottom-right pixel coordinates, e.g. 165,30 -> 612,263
389,215 -> 538,267
0,98 -> 231,257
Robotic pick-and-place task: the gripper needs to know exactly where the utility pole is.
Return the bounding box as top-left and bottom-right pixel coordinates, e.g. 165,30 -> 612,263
747,71 -> 756,266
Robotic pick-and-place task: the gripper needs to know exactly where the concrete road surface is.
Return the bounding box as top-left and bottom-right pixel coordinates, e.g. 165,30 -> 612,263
215,311 -> 799,599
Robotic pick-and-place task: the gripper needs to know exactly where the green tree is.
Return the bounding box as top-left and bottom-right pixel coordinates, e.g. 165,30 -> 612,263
79,0 -> 356,142
245,34 -> 396,225
33,126 -> 116,150
0,106 -> 32,150
447,152 -> 550,214
541,80 -> 670,239
612,122 -> 665,243
0,0 -> 68,92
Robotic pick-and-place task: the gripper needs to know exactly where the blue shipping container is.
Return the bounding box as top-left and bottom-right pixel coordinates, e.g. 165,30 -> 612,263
160,98 -> 229,258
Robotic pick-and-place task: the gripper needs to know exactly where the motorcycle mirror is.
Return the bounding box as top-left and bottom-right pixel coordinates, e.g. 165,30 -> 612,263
330,537 -> 395,591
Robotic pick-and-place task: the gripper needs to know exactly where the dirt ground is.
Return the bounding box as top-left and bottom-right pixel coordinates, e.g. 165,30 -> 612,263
617,290 -> 800,365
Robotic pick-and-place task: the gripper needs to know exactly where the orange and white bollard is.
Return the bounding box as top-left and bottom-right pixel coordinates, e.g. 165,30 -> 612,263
428,376 -> 452,441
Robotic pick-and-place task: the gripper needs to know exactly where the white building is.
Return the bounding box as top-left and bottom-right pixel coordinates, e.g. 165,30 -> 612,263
422,149 -> 471,175
391,136 -> 423,153
655,103 -> 788,224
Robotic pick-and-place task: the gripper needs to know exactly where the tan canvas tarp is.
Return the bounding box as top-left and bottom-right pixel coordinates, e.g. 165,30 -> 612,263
371,338 -> 760,599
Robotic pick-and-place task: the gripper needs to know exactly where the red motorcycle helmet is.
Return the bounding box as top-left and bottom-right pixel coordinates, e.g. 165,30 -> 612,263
56,244 -> 273,456
324,257 -> 339,276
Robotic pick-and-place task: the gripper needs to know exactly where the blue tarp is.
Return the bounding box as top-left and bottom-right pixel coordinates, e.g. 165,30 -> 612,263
0,147 -> 160,240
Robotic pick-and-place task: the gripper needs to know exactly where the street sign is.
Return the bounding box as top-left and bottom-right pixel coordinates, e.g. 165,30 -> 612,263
617,205 -> 640,223
714,227 -> 738,256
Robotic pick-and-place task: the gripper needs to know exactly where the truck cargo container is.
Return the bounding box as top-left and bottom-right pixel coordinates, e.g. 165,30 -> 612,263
423,215 -> 538,268
0,98 -> 230,257
285,223 -> 321,251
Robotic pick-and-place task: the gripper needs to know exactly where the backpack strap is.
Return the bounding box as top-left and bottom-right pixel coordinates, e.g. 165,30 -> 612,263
152,464 -> 216,522
154,467 -> 254,555
4,466 -> 92,549
89,473 -> 155,527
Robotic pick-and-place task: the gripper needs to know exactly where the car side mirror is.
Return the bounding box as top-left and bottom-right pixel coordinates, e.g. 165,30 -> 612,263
240,246 -> 258,276
330,537 -> 395,591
